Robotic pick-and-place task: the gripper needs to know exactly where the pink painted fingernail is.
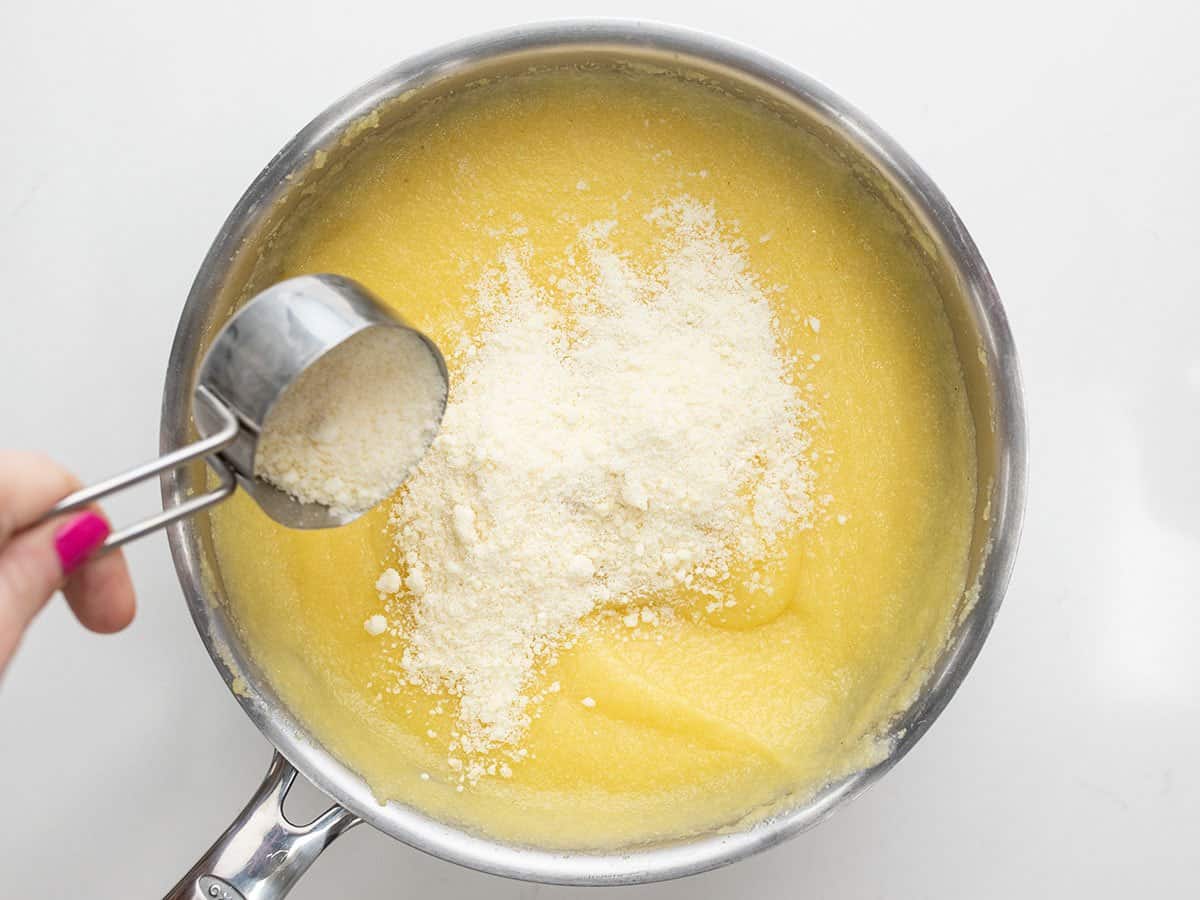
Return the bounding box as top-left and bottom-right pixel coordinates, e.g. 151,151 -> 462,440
54,512 -> 110,574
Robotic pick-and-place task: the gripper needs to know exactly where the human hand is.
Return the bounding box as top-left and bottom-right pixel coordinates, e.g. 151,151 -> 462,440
0,451 -> 136,675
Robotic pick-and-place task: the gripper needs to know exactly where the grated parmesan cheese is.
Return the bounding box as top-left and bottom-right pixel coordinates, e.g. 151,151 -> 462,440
255,327 -> 445,515
380,197 -> 818,779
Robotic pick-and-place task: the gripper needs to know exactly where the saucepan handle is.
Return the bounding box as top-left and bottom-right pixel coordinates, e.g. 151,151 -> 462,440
163,752 -> 360,900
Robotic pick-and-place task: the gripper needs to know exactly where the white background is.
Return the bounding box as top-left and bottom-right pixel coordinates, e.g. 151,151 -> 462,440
1,1 -> 1197,896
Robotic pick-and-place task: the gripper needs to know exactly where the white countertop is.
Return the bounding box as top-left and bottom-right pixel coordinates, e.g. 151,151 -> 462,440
1,1 -> 1196,896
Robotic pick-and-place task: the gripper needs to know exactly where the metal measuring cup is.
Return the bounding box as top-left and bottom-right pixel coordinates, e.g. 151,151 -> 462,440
41,274 -> 448,551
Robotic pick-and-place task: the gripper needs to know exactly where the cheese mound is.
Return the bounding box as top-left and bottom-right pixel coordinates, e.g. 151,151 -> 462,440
380,198 -> 817,779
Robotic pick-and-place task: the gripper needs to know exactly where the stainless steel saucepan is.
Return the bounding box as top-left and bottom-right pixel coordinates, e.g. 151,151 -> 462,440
159,20 -> 1027,899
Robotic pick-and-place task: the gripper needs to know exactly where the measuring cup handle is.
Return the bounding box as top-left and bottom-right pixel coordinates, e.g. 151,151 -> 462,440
36,386 -> 239,552
163,752 -> 360,900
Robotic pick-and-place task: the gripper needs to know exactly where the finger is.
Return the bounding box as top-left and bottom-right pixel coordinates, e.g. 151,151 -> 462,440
63,546 -> 136,634
0,451 -> 82,543
0,511 -> 110,672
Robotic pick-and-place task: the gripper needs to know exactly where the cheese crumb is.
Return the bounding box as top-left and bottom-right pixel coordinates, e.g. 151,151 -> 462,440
567,555 -> 595,580
452,504 -> 478,545
364,614 -> 388,636
581,697 -> 597,708
620,476 -> 649,511
405,569 -> 427,596
375,568 -> 402,594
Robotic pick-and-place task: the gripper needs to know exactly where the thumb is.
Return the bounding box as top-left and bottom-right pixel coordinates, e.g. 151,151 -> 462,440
0,512 -> 110,670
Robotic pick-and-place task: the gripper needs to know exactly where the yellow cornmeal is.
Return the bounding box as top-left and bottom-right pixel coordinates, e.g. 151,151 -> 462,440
209,67 -> 977,848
